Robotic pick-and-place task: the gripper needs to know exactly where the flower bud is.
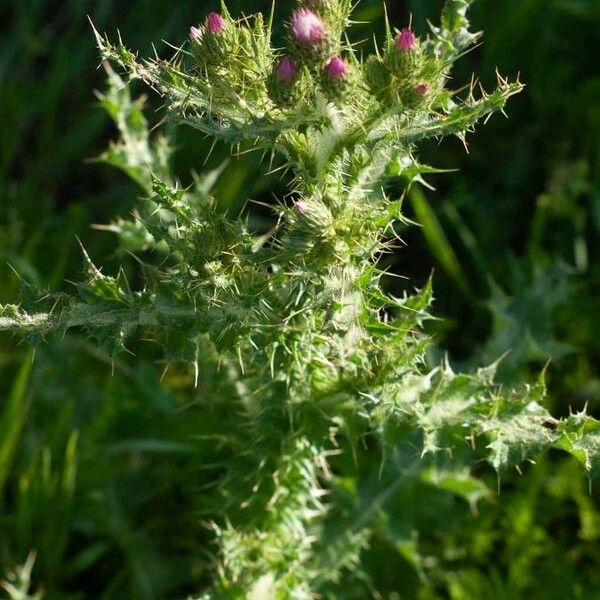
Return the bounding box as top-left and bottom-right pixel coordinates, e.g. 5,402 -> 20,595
398,82 -> 431,109
289,8 -> 335,63
321,56 -> 350,102
286,196 -> 338,262
395,28 -> 417,52
206,12 -> 226,35
291,8 -> 326,44
189,25 -> 203,44
415,83 -> 428,96
288,197 -> 334,248
293,200 -> 310,213
387,26 -> 422,78
276,56 -> 298,83
191,12 -> 233,66
268,56 -> 305,107
363,56 -> 391,100
321,56 -> 351,102
324,56 -> 348,80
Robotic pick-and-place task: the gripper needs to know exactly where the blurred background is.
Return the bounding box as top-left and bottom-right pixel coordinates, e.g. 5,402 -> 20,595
1,0 -> 599,598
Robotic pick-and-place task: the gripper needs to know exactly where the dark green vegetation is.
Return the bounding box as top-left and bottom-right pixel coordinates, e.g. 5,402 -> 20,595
1,1 -> 599,598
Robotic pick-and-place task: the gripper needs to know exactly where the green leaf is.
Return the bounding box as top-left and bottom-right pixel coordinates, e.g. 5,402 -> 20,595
421,467 -> 491,510
0,351 -> 33,495
556,414 -> 600,480
410,187 -> 471,295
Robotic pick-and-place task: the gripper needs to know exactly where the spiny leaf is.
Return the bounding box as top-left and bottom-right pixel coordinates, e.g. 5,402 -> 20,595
556,414 -> 600,480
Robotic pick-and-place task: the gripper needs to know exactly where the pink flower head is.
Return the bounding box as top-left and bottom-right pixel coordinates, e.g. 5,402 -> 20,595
206,12 -> 226,34
290,8 -> 327,45
189,25 -> 203,44
395,28 -> 417,51
276,56 -> 297,82
293,200 -> 309,213
325,56 -> 348,80
415,83 -> 428,96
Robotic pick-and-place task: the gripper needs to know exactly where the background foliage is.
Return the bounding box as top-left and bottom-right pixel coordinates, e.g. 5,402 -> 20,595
1,0 -> 599,598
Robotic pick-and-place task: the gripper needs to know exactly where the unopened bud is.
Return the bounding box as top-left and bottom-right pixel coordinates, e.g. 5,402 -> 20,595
189,25 -> 203,44
324,56 -> 348,81
395,28 -> 417,52
268,56 -> 305,106
289,198 -> 334,243
206,12 -> 226,34
289,8 -> 335,62
364,56 -> 391,99
415,83 -> 428,96
387,27 -> 422,78
276,56 -> 298,82
321,56 -> 352,103
190,12 -> 233,66
399,82 -> 431,109
293,200 -> 310,213
290,8 -> 327,45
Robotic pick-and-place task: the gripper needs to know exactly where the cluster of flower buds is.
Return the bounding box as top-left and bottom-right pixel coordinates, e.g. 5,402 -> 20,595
267,1 -> 352,106
187,5 -> 432,111
364,26 -> 433,109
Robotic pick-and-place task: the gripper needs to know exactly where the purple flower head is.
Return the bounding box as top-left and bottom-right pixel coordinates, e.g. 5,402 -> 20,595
395,28 -> 417,52
415,83 -> 428,96
189,25 -> 203,44
290,8 -> 327,45
276,56 -> 297,82
206,12 -> 226,34
325,56 -> 348,80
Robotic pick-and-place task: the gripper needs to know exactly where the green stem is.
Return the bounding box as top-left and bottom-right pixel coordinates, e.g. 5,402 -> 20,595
0,303 -> 197,334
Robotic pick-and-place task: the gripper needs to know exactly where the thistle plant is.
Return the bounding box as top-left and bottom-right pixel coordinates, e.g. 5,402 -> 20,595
2,0 -> 599,597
